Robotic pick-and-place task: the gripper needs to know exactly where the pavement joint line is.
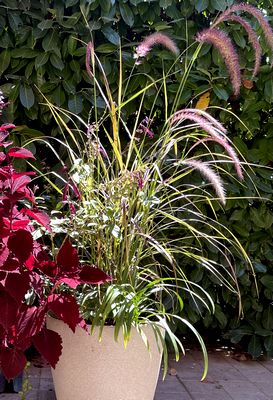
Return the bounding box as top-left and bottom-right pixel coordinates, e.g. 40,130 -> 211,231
175,374 -> 197,400
258,360 -> 273,373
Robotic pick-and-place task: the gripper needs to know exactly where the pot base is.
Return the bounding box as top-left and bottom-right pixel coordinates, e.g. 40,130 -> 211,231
47,317 -> 163,400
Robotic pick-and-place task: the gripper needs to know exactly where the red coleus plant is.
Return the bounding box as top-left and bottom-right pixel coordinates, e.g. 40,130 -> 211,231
0,108 -> 111,380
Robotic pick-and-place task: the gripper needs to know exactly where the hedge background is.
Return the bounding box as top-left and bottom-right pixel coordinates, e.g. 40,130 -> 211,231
0,0 -> 272,357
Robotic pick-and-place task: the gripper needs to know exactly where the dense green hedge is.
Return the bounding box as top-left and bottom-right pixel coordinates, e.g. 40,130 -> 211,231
0,0 -> 272,357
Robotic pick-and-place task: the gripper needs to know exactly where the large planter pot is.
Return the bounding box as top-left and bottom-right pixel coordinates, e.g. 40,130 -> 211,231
47,317 -> 163,400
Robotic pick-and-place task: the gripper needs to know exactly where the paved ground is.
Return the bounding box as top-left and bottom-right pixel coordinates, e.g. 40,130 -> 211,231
1,349 -> 272,400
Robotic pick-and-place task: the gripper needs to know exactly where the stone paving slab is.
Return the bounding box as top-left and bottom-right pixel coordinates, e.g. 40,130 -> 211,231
1,349 -> 273,400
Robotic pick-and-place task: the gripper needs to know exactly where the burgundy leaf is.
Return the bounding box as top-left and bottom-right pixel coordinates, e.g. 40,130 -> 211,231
16,305 -> 46,342
12,171 -> 36,178
0,347 -> 27,380
1,256 -> 20,272
0,271 -> 6,282
79,265 -> 112,285
25,244 -> 50,271
47,293 -> 80,332
0,290 -> 18,330
11,219 -> 29,230
0,217 -> 9,238
0,244 -> 9,267
56,239 -> 79,273
11,175 -> 31,194
56,276 -> 82,289
7,147 -> 35,159
21,208 -> 52,232
0,124 -> 16,132
1,140 -> 13,148
71,181 -> 81,200
39,260 -> 58,278
29,272 -> 45,298
33,328 -> 62,368
5,271 -> 30,304
0,131 -> 9,141
0,167 -> 9,179
62,182 -> 69,201
24,254 -> 37,271
7,229 -> 33,262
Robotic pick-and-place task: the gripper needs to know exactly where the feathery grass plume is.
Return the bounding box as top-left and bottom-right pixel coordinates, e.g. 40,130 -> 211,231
193,137 -> 244,181
172,108 -> 227,134
171,111 -> 226,139
215,15 -> 262,77
196,28 -> 241,97
86,41 -> 94,79
183,159 -> 226,205
218,3 -> 273,66
171,110 -> 243,180
134,32 -> 179,64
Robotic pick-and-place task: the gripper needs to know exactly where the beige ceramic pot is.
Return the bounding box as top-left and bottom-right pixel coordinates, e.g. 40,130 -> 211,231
47,317 -> 163,400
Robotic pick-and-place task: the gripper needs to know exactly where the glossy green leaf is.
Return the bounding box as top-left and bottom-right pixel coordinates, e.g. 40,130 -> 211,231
65,0 -> 78,6
264,79 -> 273,103
119,3 -> 134,27
210,0 -> 227,11
102,26 -> 120,45
37,20 -> 54,30
19,84 -> 35,109
96,43 -> 117,53
0,49 -> 10,75
260,275 -> 273,290
42,30 -> 59,52
253,262 -> 267,273
8,12 -> 23,31
264,335 -> 273,353
50,54 -> 65,70
68,95 -> 83,114
11,48 -> 40,58
67,35 -> 77,55
262,307 -> 273,330
247,335 -> 262,359
213,84 -> 229,101
88,20 -> 101,31
214,305 -> 227,329
51,86 -> 66,106
195,0 -> 209,12
62,80 -> 76,95
35,53 -> 49,69
233,31 -> 246,48
101,0 -> 111,12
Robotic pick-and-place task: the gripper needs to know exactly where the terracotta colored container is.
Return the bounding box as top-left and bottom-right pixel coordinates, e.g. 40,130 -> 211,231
47,317 -> 163,400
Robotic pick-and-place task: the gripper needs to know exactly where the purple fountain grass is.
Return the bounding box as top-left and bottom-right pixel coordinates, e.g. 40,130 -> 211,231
196,28 -> 241,97
218,3 -> 273,66
191,137 -> 244,181
172,108 -> 227,134
170,109 -> 243,181
171,111 -> 226,139
183,159 -> 226,205
134,32 -> 179,64
86,41 -> 94,79
215,14 -> 262,77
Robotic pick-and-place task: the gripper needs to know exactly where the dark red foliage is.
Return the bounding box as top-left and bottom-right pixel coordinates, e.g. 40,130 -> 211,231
56,238 -> 79,273
0,118 -> 111,380
0,348 -> 27,381
48,293 -> 81,332
33,328 -> 62,368
79,265 -> 112,285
